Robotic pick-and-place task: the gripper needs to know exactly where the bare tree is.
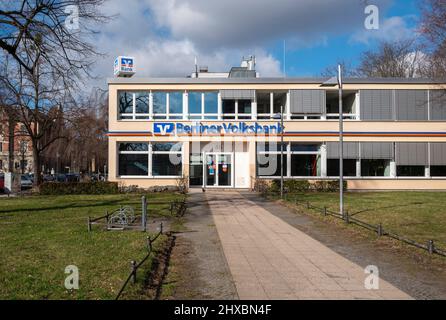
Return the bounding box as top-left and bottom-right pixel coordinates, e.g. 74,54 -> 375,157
419,0 -> 446,78
0,0 -> 109,187
321,60 -> 358,78
357,39 -> 428,78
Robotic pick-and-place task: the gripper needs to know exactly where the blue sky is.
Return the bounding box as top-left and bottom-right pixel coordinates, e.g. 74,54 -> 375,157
92,0 -> 423,83
274,0 -> 421,76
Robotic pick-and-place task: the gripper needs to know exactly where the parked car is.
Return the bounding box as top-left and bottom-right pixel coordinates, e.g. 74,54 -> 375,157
56,174 -> 67,182
21,174 -> 33,190
0,173 -> 4,192
66,173 -> 80,182
43,174 -> 55,182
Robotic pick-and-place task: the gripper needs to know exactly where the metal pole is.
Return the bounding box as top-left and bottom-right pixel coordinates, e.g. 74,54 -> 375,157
280,104 -> 284,199
338,65 -> 344,217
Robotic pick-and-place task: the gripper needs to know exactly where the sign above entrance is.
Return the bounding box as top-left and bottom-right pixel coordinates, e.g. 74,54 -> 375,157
153,122 -> 283,136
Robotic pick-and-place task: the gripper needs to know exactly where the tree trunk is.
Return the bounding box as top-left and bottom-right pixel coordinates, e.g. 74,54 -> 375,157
32,142 -> 42,188
8,117 -> 15,173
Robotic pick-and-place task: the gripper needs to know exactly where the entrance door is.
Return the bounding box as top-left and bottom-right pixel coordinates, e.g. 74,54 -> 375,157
204,153 -> 233,187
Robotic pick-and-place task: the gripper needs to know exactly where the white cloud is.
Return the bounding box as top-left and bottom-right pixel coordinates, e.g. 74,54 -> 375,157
87,0 -> 396,86
350,16 -> 417,44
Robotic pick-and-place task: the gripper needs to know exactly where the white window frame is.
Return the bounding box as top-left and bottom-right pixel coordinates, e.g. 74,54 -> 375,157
256,142 -> 323,179
117,142 -> 183,178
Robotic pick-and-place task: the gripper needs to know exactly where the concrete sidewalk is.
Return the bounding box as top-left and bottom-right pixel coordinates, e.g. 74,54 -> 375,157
206,191 -> 412,300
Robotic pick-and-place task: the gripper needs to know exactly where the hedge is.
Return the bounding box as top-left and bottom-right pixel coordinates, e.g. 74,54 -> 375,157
40,181 -> 119,195
269,179 -> 347,193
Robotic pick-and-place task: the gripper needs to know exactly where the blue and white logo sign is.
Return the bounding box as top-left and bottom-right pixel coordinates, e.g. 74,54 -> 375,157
153,122 -> 283,136
121,57 -> 133,69
153,123 -> 175,135
114,56 -> 135,77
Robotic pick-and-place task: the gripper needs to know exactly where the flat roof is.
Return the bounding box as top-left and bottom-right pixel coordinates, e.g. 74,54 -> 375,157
107,77 -> 446,85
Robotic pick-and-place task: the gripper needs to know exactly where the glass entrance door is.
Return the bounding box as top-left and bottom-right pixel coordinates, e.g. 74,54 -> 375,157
204,153 -> 233,187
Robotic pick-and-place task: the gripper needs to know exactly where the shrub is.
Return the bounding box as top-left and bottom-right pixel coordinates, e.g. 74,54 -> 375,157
285,180 -> 311,193
40,181 -> 119,195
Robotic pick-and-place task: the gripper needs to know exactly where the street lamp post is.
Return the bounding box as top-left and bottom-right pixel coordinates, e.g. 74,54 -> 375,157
280,104 -> 284,199
321,65 -> 344,217
272,105 -> 285,199
337,65 -> 344,218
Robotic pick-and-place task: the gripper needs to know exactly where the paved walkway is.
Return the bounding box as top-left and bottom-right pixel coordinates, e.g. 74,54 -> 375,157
206,191 -> 412,300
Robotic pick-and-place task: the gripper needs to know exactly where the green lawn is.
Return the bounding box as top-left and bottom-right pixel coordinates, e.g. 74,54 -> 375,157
282,192 -> 446,250
0,193 -> 184,300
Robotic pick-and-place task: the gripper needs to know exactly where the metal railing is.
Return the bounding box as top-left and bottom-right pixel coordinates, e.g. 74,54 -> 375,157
115,223 -> 164,300
87,196 -> 186,232
267,192 -> 446,258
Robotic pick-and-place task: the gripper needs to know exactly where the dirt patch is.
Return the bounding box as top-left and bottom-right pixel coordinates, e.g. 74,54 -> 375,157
241,192 -> 446,300
141,232 -> 176,300
161,190 -> 238,300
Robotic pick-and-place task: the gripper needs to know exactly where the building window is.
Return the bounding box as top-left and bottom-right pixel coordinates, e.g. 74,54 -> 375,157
256,92 -> 271,119
290,144 -> 321,177
397,166 -> 425,177
257,153 -> 287,177
188,92 -> 202,118
222,99 -> 252,120
152,142 -> 182,177
118,91 -> 151,120
169,92 -> 183,119
361,159 -> 391,177
256,142 -> 321,177
118,142 -> 183,177
326,91 -> 358,120
118,143 -> 149,176
118,91 -> 134,119
327,159 -> 357,177
431,166 -> 446,177
134,92 -> 150,119
189,153 -> 203,186
238,100 -> 252,119
204,92 -> 218,119
222,100 -> 236,119
153,92 -> 167,119
273,92 -> 287,114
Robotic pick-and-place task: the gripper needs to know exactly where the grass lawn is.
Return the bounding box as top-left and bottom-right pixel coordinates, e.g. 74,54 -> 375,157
0,192 -> 184,300
281,192 -> 446,250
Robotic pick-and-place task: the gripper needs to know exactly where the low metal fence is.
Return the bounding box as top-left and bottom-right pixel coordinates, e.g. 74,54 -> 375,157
115,223 -> 164,300
87,196 -> 186,232
266,192 -> 446,258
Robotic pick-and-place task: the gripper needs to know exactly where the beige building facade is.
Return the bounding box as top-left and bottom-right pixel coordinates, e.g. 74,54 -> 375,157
107,76 -> 446,191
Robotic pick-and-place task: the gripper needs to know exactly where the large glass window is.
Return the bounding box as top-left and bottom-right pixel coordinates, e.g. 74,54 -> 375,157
361,159 -> 391,177
431,166 -> 446,177
257,153 -> 287,177
273,92 -> 287,114
291,154 -> 319,177
204,92 -> 218,119
152,142 -> 182,177
119,154 -> 148,176
238,100 -> 252,119
152,154 -> 182,176
189,154 -> 203,186
188,92 -> 202,114
169,92 -> 183,117
257,142 -> 321,177
118,143 -> 149,176
397,166 -> 425,177
257,92 -> 271,119
327,159 -> 357,177
118,142 -> 182,177
153,92 -> 167,119
135,92 -> 150,115
118,91 -> 134,119
119,91 -> 151,120
222,100 -> 236,119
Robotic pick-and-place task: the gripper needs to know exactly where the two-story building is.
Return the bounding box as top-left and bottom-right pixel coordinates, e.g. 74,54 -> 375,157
107,60 -> 446,190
